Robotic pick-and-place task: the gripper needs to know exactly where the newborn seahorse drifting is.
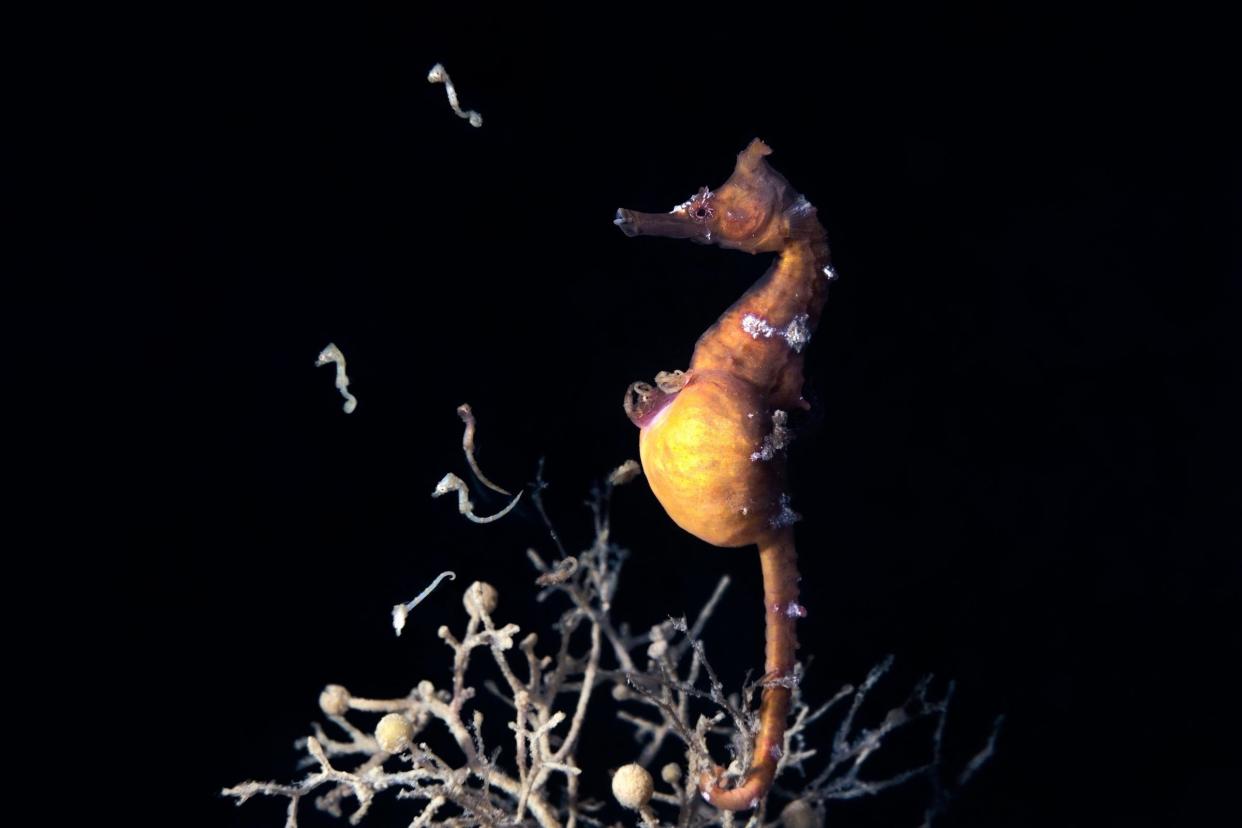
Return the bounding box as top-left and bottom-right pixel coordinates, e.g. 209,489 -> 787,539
616,139 -> 832,810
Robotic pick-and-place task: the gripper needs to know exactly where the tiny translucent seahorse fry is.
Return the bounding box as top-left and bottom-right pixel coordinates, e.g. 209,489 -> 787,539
432,403 -> 522,523
617,139 -> 834,810
315,342 -> 357,414
392,571 -> 456,636
427,62 -> 483,127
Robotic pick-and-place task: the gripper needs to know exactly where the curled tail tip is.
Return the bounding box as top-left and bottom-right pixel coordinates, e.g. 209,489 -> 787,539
698,765 -> 774,811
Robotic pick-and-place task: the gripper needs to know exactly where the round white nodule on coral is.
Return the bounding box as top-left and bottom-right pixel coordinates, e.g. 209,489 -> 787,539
375,713 -> 413,754
780,799 -> 823,828
463,581 -> 499,617
660,762 -> 682,784
612,763 -> 654,810
318,684 -> 351,716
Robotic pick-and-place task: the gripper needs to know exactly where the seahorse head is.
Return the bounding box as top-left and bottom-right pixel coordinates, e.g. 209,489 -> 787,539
614,139 -> 816,254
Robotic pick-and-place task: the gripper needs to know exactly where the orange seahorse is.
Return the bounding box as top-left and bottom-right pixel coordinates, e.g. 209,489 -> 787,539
616,138 -> 833,810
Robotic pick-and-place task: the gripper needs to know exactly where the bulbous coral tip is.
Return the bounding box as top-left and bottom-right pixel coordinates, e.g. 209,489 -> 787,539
318,684 -> 351,716
375,713 -> 413,753
464,581 -> 499,617
780,799 -> 823,828
611,763 -> 654,809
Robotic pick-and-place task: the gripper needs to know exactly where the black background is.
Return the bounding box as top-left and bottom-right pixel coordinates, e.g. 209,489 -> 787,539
112,5 -> 1239,827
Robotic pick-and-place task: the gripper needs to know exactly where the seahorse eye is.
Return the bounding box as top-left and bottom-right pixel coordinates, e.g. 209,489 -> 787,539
686,187 -> 716,223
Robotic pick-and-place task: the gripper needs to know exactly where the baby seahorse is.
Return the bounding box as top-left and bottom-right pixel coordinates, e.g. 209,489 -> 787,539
616,139 -> 832,810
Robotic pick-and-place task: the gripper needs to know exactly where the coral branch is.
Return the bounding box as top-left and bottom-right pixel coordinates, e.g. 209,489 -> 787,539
226,456 -> 997,828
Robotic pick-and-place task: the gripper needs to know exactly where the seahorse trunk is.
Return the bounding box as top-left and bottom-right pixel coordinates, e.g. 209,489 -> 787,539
701,529 -> 800,810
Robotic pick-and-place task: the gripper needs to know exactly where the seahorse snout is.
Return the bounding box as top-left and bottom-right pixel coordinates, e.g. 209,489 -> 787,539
613,206 -> 710,241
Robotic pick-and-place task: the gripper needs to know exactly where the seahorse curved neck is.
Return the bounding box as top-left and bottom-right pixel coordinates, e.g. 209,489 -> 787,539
690,235 -> 831,410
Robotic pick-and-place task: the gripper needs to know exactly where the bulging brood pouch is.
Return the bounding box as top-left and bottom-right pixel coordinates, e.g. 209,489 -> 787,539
617,139 -> 834,810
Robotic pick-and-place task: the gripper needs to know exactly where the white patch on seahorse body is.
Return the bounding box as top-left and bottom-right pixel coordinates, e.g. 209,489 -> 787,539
784,602 -> 807,618
741,313 -> 811,352
742,313 -> 779,339
768,493 -> 802,528
823,264 -> 839,281
750,410 -> 790,462
783,313 -> 812,353
764,670 -> 803,689
671,187 -> 711,215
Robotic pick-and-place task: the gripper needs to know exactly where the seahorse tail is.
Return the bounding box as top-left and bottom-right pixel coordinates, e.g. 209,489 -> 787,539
700,529 -> 800,810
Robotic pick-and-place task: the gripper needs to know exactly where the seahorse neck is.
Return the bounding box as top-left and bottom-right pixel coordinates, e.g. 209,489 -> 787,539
689,235 -> 831,409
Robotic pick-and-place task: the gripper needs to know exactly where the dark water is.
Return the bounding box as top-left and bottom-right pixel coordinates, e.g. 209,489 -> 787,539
112,7 -> 1239,827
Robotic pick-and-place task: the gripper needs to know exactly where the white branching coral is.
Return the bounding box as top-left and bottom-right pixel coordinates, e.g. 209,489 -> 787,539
612,763 -> 654,809
223,411 -> 1000,828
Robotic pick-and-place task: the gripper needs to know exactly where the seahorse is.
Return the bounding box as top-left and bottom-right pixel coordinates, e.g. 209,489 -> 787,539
616,138 -> 833,810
